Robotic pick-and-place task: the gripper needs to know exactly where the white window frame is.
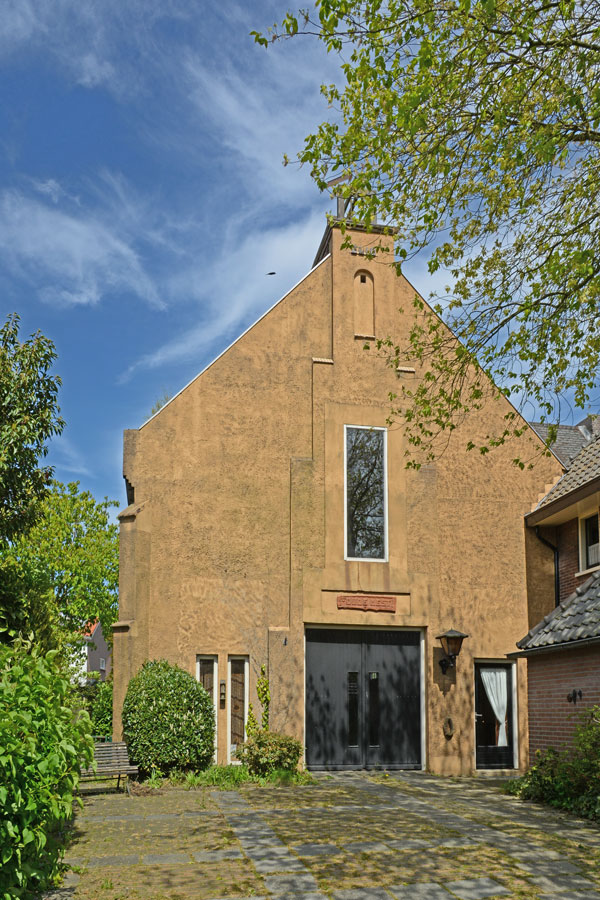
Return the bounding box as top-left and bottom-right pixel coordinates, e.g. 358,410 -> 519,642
227,655 -> 249,764
344,424 -> 388,562
578,511 -> 600,575
196,655 -> 218,759
99,657 -> 106,671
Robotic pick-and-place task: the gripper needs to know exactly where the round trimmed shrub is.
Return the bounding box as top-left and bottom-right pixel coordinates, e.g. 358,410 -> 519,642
122,659 -> 215,776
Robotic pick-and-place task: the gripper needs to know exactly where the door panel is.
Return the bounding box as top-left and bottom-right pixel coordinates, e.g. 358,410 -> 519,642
364,632 -> 421,768
306,629 -> 362,768
230,659 -> 246,750
306,629 -> 421,770
475,663 -> 515,769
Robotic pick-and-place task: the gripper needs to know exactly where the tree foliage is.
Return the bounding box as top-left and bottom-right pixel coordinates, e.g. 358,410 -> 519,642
256,0 -> 600,459
0,481 -> 119,655
0,638 -> 93,899
0,313 -> 64,541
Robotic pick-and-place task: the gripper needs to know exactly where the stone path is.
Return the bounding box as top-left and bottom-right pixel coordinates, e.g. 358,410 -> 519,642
45,772 -> 600,900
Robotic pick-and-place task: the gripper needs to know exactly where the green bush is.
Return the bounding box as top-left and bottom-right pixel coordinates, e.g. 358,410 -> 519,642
122,659 -> 215,776
0,638 -> 94,899
507,705 -> 600,821
238,730 -> 302,776
91,677 -> 113,738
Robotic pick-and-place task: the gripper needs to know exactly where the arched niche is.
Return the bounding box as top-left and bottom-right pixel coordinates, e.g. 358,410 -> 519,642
353,270 -> 374,338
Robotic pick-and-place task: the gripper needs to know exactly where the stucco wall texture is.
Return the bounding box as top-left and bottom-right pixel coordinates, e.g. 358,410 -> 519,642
114,223 -> 563,774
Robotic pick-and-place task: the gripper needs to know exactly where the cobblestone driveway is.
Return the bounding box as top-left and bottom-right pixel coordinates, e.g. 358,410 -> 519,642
49,772 -> 600,900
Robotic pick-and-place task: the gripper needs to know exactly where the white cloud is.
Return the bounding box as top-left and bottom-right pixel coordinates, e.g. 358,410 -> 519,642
0,189 -> 163,308
48,434 -> 92,478
120,207 -> 327,381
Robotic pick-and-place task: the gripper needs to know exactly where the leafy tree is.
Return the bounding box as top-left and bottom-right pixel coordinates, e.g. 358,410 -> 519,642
0,313 -> 64,542
0,481 -> 119,657
256,1 -> 600,459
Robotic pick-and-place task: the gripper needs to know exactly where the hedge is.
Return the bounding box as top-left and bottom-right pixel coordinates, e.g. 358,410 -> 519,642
0,638 -> 94,899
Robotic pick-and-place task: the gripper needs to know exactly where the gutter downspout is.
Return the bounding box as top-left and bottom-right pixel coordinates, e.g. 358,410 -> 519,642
535,526 -> 560,607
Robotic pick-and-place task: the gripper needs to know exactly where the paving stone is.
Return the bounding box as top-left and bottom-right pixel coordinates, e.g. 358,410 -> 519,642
264,873 -> 319,894
243,846 -> 294,859
435,837 -> 483,849
332,890 -> 391,900
40,890 -> 75,899
252,856 -> 308,874
385,839 -> 432,851
86,855 -> 140,867
293,843 -> 342,856
268,894 -> 326,900
503,847 -> 561,863
142,852 -> 190,865
389,884 -> 452,899
530,874 -> 598,893
61,872 -> 81,887
193,848 -> 244,862
444,877 -> 509,899
345,841 -> 391,854
540,893 -> 600,900
516,858 -> 581,876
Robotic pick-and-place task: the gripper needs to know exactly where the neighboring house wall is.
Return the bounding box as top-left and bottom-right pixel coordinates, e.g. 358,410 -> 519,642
527,645 -> 600,755
114,223 -> 562,774
87,623 -> 111,681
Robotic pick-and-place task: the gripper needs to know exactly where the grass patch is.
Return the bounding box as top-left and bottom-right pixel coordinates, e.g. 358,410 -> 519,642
161,765 -> 315,790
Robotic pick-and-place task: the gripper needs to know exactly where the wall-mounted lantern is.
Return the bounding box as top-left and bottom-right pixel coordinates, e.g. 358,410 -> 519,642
437,629 -> 469,675
220,679 -> 226,708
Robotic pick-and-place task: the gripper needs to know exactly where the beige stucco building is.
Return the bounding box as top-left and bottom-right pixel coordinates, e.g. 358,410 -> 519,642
113,219 -> 562,774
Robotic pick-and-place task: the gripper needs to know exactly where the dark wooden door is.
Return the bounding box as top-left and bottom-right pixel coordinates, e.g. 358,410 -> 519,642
475,663 -> 514,769
230,659 -> 246,751
305,629 -> 421,770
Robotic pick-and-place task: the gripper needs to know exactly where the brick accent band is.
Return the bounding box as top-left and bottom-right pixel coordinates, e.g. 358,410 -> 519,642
337,594 -> 397,613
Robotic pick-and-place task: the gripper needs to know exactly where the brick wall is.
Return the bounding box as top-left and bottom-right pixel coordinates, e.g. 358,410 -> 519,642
557,517 -> 579,602
527,645 -> 600,755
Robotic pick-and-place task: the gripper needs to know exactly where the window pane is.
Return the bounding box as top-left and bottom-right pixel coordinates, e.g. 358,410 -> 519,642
585,514 -> 599,568
199,658 -> 214,696
347,672 -> 359,746
368,672 -> 380,746
346,427 -> 385,559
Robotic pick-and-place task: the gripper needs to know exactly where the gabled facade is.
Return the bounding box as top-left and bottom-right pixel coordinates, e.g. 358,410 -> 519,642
113,221 -> 562,774
518,431 -> 600,754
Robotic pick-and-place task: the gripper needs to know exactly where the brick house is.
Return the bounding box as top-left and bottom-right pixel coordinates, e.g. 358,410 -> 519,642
113,217 -> 562,774
516,431 -> 600,754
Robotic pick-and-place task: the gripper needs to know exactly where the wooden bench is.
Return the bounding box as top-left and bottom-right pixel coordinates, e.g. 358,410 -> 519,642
81,741 -> 139,794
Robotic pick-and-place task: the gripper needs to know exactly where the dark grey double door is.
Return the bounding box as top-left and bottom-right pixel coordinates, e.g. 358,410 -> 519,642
305,629 -> 421,770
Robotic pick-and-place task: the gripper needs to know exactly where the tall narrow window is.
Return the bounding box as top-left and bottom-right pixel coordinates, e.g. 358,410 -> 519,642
347,672 -> 359,746
368,672 -> 380,747
345,426 -> 387,560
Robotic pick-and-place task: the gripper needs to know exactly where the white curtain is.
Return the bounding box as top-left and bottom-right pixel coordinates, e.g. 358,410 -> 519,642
481,668 -> 508,747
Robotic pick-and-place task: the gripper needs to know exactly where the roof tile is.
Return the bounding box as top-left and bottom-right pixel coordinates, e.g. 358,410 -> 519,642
517,569 -> 600,650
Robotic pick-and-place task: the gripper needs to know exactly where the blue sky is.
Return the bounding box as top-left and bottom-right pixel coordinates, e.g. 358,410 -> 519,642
1,0 -> 362,508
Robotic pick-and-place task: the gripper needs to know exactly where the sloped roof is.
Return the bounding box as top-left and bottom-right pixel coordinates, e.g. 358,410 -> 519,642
529,423 -> 589,468
516,569 -> 600,652
532,436 -> 600,512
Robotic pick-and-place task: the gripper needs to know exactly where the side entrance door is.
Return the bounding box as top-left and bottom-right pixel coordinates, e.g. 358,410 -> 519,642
305,628 -> 421,770
475,663 -> 515,769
